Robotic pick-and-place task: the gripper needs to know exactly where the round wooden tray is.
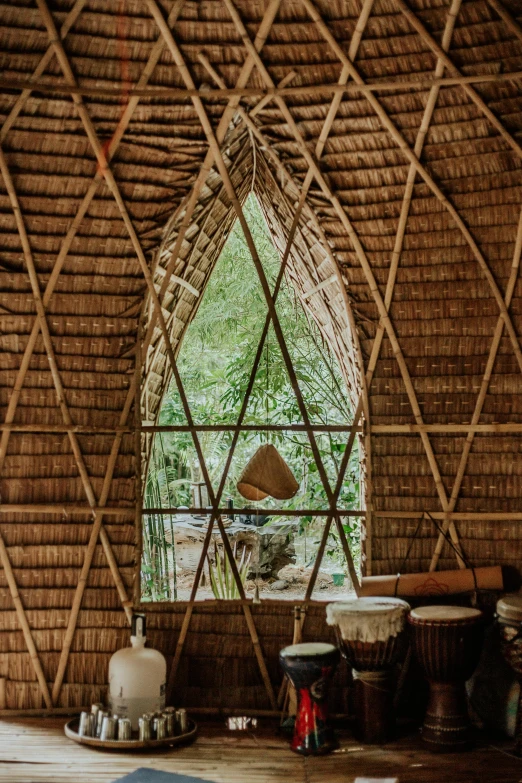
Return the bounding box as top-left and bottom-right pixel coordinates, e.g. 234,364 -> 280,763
64,717 -> 198,752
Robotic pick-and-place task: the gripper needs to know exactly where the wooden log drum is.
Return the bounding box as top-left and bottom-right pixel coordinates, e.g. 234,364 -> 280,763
496,594 -> 522,756
408,605 -> 485,752
279,642 -> 340,755
326,597 -> 410,743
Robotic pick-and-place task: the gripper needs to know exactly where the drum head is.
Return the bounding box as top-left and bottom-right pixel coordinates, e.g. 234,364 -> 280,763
409,605 -> 482,623
326,597 -> 410,644
497,594 -> 522,623
280,642 -> 336,658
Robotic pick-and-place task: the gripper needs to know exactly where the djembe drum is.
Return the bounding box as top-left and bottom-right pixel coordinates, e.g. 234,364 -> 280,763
496,594 -> 522,755
326,597 -> 410,743
279,642 -> 340,755
408,605 -> 484,751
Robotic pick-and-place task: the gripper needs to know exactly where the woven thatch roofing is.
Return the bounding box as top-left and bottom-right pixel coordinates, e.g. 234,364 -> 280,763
1,0 -> 522,710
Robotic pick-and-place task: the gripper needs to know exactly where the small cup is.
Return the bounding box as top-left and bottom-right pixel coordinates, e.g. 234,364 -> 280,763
163,707 -> 176,737
100,715 -> 117,741
96,710 -> 109,738
78,711 -> 94,737
118,718 -> 132,741
153,716 -> 167,740
176,708 -> 188,734
139,716 -> 152,741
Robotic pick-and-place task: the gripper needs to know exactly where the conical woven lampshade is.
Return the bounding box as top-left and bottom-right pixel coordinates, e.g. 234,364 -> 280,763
237,444 -> 299,501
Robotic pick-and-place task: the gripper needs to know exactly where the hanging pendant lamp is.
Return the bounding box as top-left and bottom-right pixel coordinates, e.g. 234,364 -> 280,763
237,443 -> 299,501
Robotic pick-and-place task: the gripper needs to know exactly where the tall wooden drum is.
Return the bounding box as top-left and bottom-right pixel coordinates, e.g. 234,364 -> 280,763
279,642 -> 340,755
326,597 -> 410,743
408,605 -> 484,751
496,594 -> 522,755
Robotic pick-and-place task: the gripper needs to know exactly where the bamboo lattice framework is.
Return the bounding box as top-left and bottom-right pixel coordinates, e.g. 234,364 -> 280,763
0,0 -> 520,712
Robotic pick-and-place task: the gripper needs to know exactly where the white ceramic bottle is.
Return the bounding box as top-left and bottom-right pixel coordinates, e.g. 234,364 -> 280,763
108,613 -> 166,729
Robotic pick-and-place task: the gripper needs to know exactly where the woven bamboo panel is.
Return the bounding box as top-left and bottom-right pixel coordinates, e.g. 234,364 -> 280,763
0,0 -> 521,709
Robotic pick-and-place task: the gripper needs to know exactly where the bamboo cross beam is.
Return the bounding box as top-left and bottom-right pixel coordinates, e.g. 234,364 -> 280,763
2,70 -> 522,100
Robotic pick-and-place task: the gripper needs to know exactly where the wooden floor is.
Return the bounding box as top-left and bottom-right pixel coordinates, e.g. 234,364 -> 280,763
0,718 -> 521,783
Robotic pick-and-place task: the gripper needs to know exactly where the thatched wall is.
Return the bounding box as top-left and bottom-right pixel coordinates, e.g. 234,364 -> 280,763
0,0 -> 522,710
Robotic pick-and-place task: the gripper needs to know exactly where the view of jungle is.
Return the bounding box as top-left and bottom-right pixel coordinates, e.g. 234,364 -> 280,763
142,194 -> 361,602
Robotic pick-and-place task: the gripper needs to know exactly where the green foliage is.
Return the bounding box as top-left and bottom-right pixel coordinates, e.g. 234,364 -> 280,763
142,194 -> 361,599
207,542 -> 251,600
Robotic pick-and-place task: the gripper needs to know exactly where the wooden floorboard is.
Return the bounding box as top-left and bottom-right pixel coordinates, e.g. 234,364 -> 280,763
0,718 -> 521,782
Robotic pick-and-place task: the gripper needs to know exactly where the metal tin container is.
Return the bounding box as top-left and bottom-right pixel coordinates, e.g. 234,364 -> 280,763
163,707 -> 176,736
138,715 -> 152,741
78,711 -> 95,737
153,716 -> 167,740
96,710 -> 109,738
100,715 -> 117,741
118,717 -> 132,740
176,708 -> 188,734
91,702 -> 104,718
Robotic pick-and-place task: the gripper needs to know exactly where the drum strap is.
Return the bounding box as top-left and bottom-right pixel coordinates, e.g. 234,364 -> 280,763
394,512 -> 477,598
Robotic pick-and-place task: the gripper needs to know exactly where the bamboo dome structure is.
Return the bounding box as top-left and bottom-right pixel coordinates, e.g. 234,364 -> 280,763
0,0 -> 522,723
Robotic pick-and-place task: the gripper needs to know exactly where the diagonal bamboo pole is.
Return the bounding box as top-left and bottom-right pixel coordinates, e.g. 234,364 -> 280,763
0,0 -> 86,144
34,5 -> 281,710
0,0 -> 188,477
0,534 -> 52,708
394,0 -> 522,161
149,16 -> 363,708
166,168 -> 299,703
0,147 -> 97,511
220,0 -> 455,554
350,0 -> 465,565
150,3 -> 354,560
429,204 -> 522,570
140,0 -> 283,363
299,0 -> 522,376
486,0 -> 522,42
35,0 -> 219,526
1,5 -> 189,698
51,382 -> 136,704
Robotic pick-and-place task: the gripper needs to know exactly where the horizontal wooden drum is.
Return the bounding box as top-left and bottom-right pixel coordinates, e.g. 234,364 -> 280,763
279,642 -> 340,755
326,597 -> 410,743
496,594 -> 522,755
408,605 -> 484,752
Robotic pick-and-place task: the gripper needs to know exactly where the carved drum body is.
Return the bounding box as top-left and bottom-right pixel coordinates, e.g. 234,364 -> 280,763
408,605 -> 484,752
326,597 -> 410,744
497,594 -> 522,755
279,642 -> 340,756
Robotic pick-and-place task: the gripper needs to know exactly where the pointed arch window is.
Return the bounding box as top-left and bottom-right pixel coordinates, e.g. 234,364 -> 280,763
140,194 -> 364,604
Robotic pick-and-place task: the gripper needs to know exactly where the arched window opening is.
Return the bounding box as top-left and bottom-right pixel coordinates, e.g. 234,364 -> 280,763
141,194 -> 363,603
